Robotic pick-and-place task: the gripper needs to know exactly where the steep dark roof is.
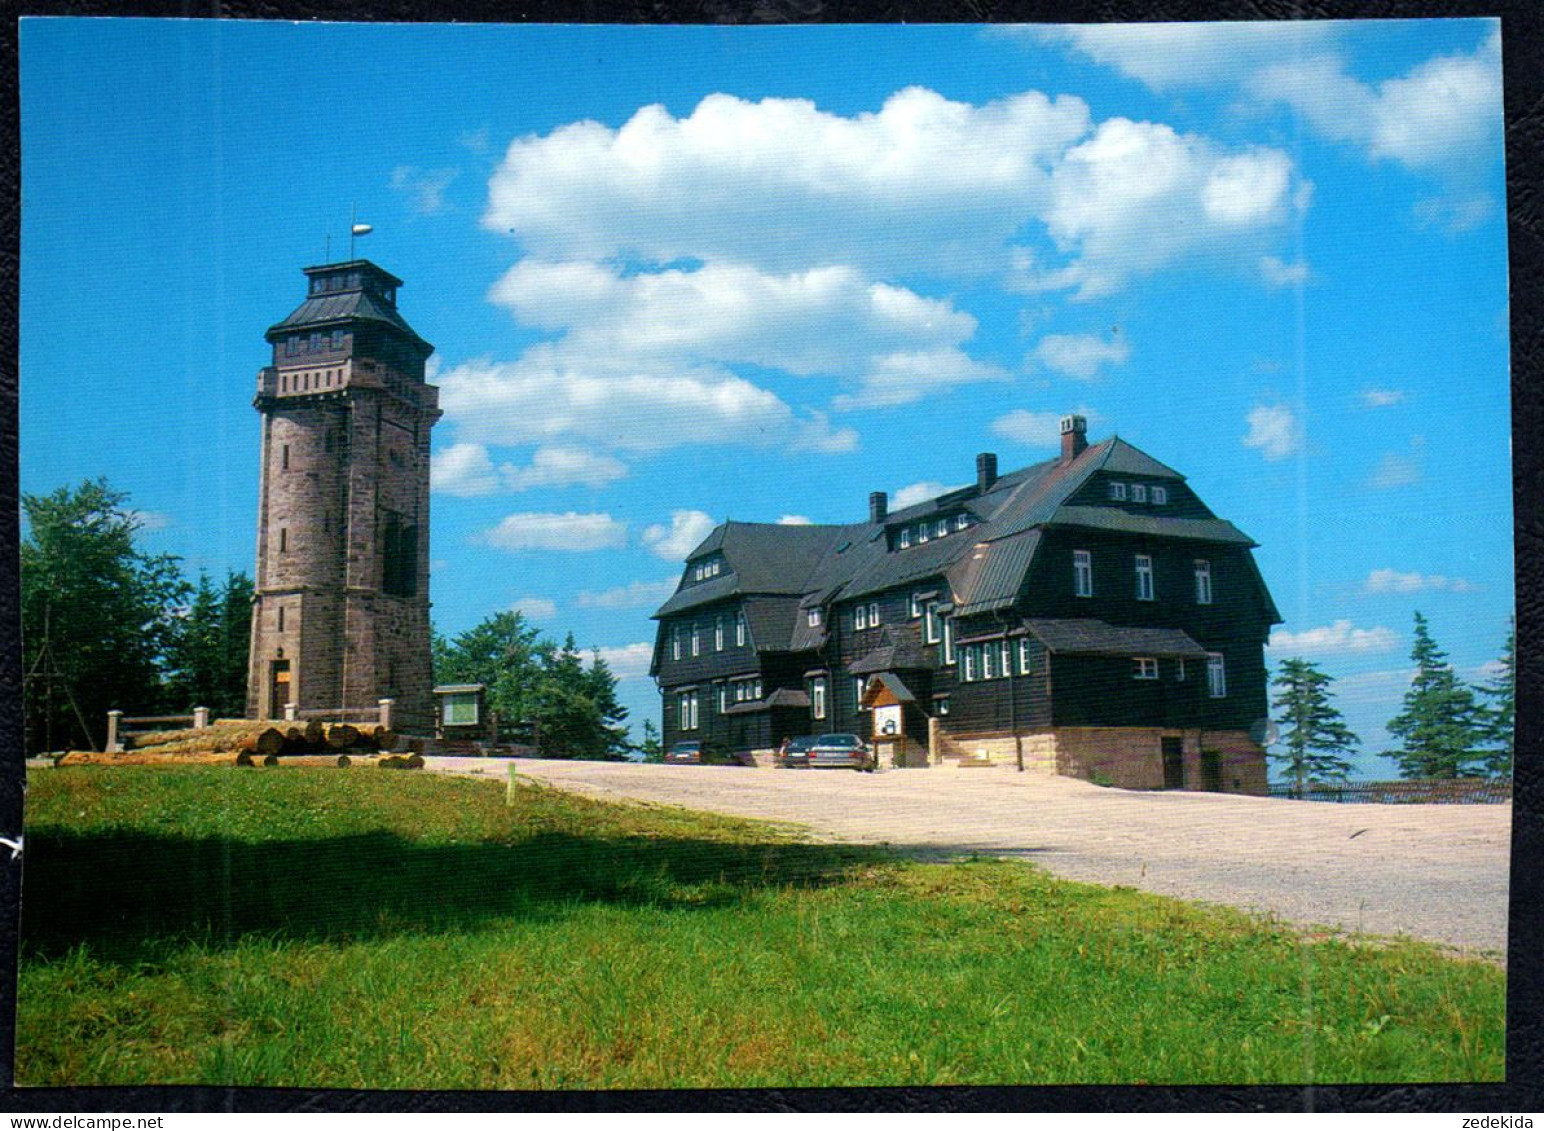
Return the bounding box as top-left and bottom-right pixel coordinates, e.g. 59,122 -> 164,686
652,433 -> 1278,631
848,626 -> 935,674
266,261 -> 431,351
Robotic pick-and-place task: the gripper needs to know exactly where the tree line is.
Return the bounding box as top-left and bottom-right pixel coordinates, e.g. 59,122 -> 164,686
1271,611 -> 1514,790
21,479 -> 629,760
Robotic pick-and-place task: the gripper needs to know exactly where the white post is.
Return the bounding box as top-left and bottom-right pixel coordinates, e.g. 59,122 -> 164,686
193,706 -> 209,729
378,698 -> 395,730
283,702 -> 298,722
106,710 -> 123,753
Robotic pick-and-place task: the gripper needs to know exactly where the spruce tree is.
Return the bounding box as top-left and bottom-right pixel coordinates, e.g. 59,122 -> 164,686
1477,620 -> 1514,779
1270,657 -> 1359,795
1385,611 -> 1487,779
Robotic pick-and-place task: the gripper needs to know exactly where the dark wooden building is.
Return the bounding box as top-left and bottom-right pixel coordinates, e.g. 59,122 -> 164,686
650,416 -> 1281,792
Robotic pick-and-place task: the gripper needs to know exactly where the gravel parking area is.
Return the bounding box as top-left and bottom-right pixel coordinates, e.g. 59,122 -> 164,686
428,757 -> 1511,959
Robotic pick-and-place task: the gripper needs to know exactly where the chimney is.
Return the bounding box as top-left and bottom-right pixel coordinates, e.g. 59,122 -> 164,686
976,452 -> 998,493
869,490 -> 888,524
1059,414 -> 1088,464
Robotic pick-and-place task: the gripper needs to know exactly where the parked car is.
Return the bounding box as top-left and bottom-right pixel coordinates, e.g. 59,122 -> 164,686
776,736 -> 817,768
664,740 -> 743,765
807,733 -> 875,771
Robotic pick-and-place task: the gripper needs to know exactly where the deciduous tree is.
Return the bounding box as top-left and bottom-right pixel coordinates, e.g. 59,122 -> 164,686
21,479 -> 191,752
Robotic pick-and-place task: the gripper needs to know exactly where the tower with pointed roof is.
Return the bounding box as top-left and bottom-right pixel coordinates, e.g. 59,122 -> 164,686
247,260 -> 440,732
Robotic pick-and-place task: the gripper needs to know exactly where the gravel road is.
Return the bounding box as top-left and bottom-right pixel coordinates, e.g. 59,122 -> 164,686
427,757 -> 1511,960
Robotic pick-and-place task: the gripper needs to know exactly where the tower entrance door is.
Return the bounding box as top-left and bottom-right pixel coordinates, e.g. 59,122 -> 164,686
269,660 -> 291,721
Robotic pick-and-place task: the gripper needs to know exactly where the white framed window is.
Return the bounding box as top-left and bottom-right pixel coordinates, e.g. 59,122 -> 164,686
855,604 -> 868,630
691,626 -> 701,656
1194,560 -> 1213,605
1207,653 -> 1227,698
942,617 -> 955,665
935,519 -> 948,539
955,514 -> 969,531
854,676 -> 867,709
909,593 -> 923,618
924,601 -> 941,644
679,690 -> 699,730
807,608 -> 822,628
1018,637 -> 1033,675
900,528 -> 912,549
983,643 -> 997,680
812,677 -> 828,720
693,564 -> 703,581
1133,657 -> 1159,680
1135,555 -> 1155,601
1109,482 -> 1127,501
716,682 -> 728,714
753,679 -> 763,700
715,616 -> 725,651
868,601 -> 880,627
736,613 -> 747,647
1132,483 -> 1148,504
672,627 -> 682,661
1175,659 -> 1186,681
962,647 -> 977,682
1152,486 -> 1168,506
936,697 -> 951,716
1074,550 -> 1093,598
999,640 -> 1013,676
918,523 -> 929,544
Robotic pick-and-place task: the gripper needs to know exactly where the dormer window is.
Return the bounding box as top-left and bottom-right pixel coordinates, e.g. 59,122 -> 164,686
855,604 -> 868,630
807,608 -> 822,628
918,524 -> 930,544
1152,486 -> 1168,506
899,527 -> 912,549
934,519 -> 948,539
1132,484 -> 1148,504
954,514 -> 969,532
1109,482 -> 1127,501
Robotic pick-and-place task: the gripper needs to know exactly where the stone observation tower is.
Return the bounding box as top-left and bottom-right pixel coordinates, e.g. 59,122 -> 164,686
247,260 -> 441,733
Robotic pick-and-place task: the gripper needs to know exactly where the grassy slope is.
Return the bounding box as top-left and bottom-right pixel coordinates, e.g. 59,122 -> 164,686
16,767 -> 1504,1089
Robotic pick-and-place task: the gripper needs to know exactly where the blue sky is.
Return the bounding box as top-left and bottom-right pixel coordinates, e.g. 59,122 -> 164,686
20,19 -> 1512,776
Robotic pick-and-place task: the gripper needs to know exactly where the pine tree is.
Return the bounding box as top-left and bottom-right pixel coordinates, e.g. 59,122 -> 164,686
1270,657 -> 1359,795
1385,611 -> 1488,779
1477,619 -> 1514,779
638,719 -> 664,763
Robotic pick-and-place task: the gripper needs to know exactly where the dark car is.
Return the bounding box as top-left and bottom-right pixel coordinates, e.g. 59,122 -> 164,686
807,733 -> 874,771
776,736 -> 817,768
664,740 -> 742,765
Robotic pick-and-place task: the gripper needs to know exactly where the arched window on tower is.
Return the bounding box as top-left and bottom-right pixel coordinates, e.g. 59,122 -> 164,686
381,511 -> 418,597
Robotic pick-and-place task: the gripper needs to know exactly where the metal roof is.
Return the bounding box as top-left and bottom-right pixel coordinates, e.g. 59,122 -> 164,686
1024,619 -> 1210,658
267,288 -> 431,350
651,433 -> 1279,636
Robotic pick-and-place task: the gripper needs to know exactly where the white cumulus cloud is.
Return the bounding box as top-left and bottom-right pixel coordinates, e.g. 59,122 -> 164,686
1260,256 -> 1310,289
1032,333 -> 1130,379
1242,404 -> 1303,461
433,442 -> 628,494
1361,387 -> 1406,408
477,512 -> 628,552
642,509 -> 717,560
575,578 -> 681,609
1268,620 -> 1399,655
1027,21 -> 1341,92
1363,569 -> 1475,595
1248,27 -> 1502,173
588,642 -> 656,681
390,165 -> 459,214
510,596 -> 557,620
891,480 -> 968,510
438,350 -> 857,456
777,514 -> 814,525
991,407 -> 1099,447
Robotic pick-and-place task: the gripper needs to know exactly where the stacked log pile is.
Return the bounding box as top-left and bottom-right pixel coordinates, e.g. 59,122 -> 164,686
55,719 -> 417,769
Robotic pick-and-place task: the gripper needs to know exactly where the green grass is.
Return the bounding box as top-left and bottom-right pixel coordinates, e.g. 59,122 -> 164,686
16,766 -> 1504,1089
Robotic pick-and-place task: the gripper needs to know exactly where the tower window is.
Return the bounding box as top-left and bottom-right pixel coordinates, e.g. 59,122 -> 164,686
381,512 -> 418,597
279,528 -> 288,553
277,606 -> 285,632
281,444 -> 290,471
